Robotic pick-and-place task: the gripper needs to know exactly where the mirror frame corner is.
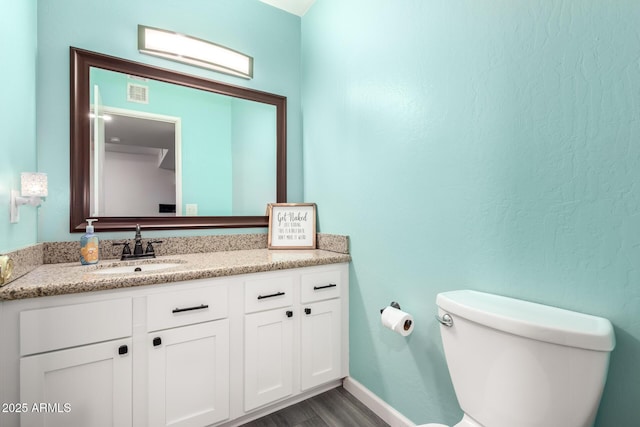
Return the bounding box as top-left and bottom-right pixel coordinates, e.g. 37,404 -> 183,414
70,47 -> 287,232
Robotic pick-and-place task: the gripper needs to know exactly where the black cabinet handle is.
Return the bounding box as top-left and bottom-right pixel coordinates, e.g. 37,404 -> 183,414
153,337 -> 162,347
172,304 -> 209,314
118,345 -> 128,355
313,283 -> 337,291
286,310 -> 293,318
305,308 -> 311,315
257,291 -> 285,300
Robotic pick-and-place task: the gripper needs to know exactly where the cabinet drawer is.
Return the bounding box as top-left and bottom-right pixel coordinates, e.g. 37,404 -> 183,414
147,285 -> 228,332
245,276 -> 294,313
20,298 -> 132,356
300,269 -> 342,303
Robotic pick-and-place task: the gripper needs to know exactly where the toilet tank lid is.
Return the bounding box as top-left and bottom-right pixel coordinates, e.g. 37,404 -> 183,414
436,290 -> 615,351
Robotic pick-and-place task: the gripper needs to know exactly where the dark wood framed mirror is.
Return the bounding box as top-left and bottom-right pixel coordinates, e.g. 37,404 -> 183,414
70,47 -> 286,232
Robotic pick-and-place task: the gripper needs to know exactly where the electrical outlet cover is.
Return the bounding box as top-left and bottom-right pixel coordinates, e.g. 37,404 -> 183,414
186,204 -> 198,216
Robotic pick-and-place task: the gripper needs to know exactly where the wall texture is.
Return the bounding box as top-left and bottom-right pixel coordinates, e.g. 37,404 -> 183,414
302,0 -> 640,425
36,0 -> 301,242
0,0 -> 38,252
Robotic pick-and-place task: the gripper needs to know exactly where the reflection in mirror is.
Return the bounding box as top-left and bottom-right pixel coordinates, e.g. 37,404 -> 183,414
90,108 -> 179,216
89,67 -> 277,218
71,47 -> 287,232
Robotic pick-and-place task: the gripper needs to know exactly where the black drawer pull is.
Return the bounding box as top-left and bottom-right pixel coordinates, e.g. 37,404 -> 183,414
286,310 -> 293,318
118,345 -> 128,355
153,337 -> 162,347
313,283 -> 337,291
257,291 -> 285,300
172,304 -> 209,314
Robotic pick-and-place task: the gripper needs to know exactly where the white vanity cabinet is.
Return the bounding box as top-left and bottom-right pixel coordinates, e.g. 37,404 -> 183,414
242,265 -> 349,414
20,339 -> 133,427
18,298 -> 134,427
299,268 -> 344,391
148,321 -> 230,427
243,275 -> 295,411
0,262 -> 349,427
146,284 -> 231,427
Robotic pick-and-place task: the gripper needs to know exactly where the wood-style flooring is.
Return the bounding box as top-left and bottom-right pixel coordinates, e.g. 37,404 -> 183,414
240,387 -> 390,427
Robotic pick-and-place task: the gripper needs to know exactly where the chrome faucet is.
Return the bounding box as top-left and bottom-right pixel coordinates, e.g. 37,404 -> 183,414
112,224 -> 162,261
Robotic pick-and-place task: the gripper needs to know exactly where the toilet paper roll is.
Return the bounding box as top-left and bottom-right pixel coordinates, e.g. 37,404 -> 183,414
381,306 -> 414,336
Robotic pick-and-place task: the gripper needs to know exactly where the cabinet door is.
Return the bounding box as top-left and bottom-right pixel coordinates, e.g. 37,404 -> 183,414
20,339 -> 132,427
244,308 -> 294,411
300,299 -> 342,391
148,320 -> 229,427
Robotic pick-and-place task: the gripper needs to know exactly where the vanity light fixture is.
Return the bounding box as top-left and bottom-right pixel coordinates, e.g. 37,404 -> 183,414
10,172 -> 48,223
138,25 -> 253,79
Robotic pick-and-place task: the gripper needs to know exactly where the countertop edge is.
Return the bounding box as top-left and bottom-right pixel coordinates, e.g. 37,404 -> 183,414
0,250 -> 351,301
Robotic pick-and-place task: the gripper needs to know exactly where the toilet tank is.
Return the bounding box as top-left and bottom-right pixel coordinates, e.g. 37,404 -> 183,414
436,290 -> 615,427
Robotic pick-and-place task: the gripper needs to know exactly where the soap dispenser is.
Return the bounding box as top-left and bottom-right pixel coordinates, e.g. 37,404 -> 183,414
80,219 -> 100,265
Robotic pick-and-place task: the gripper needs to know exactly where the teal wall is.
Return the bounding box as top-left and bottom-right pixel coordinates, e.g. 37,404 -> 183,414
6,1 -> 640,424
231,98 -> 278,215
0,0 -> 38,252
37,0 -> 302,241
302,0 -> 640,425
180,93 -> 233,216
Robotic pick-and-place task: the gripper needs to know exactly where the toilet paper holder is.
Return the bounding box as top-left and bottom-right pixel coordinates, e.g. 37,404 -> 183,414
380,301 -> 401,314
380,301 -> 413,332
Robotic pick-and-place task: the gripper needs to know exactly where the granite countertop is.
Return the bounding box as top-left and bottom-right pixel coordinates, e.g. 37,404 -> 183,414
0,249 -> 350,301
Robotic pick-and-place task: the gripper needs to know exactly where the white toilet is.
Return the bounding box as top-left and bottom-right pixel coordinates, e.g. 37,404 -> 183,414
421,290 -> 615,427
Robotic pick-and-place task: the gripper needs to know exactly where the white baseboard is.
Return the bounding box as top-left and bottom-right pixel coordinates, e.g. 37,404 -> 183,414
342,377 -> 416,427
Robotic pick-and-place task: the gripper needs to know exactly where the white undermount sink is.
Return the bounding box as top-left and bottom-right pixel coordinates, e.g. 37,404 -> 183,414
92,262 -> 183,275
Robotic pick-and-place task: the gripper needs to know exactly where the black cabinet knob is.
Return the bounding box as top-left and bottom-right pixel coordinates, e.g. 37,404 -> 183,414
118,345 -> 128,355
153,337 -> 162,347
305,308 -> 311,315
286,310 -> 293,318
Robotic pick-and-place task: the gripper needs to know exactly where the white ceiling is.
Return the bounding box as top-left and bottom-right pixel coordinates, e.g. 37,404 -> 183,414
258,0 -> 316,16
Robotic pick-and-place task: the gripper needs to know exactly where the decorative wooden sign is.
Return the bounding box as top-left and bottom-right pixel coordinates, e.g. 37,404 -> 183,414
267,203 -> 317,249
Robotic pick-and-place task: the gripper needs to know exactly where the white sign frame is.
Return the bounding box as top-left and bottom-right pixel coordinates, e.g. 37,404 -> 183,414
267,203 -> 317,249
